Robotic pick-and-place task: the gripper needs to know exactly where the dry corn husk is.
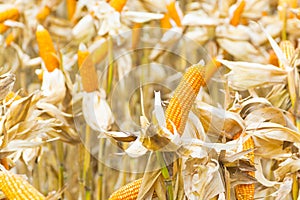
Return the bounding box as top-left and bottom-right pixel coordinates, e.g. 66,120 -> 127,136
82,90 -> 114,132
183,159 -> 224,199
41,68 -> 66,104
219,59 -> 287,90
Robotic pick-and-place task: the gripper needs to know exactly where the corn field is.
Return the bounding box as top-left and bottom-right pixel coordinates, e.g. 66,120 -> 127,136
0,0 -> 299,199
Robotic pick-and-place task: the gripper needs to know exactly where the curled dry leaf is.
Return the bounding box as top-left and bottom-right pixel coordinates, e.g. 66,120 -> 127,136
41,68 -> 66,104
123,11 -> 164,23
217,39 -> 268,63
274,158 -> 300,181
195,102 -> 245,139
0,72 -> 15,100
82,90 -> 114,132
219,59 -> 287,90
183,158 -> 224,199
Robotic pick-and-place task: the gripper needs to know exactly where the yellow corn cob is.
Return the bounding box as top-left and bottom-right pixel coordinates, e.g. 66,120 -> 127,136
4,91 -> 21,102
165,64 -> 205,135
235,134 -> 255,200
0,8 -> 19,23
229,0 -> 246,26
78,43 -> 98,92
109,64 -> 206,199
36,6 -> 51,22
36,25 -> 60,72
0,10 -> 19,34
5,32 -> 15,46
160,13 -> 172,30
0,23 -> 9,33
109,178 -> 142,200
166,0 -> 181,27
109,0 -> 127,12
67,0 -> 76,20
0,171 -> 45,200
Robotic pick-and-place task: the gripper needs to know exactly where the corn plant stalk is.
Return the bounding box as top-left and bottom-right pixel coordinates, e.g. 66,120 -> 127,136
57,141 -> 65,198
78,143 -> 85,200
106,36 -> 114,94
96,138 -> 105,200
83,125 -> 92,200
156,151 -> 173,200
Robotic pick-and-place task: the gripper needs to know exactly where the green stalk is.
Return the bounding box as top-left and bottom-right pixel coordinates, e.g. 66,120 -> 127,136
292,172 -> 299,200
281,6 -> 287,41
156,151 -> 173,200
106,36 -> 114,94
78,143 -> 85,199
96,138 -> 105,200
57,141 -> 64,198
83,125 -> 91,200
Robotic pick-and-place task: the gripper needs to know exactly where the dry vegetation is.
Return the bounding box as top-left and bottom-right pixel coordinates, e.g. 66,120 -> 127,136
0,0 -> 299,199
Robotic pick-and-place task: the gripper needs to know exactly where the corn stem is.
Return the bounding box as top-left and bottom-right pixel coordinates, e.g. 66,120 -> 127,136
96,138 -> 105,200
106,37 -> 114,94
156,151 -> 173,200
83,125 -> 92,200
57,141 -> 65,198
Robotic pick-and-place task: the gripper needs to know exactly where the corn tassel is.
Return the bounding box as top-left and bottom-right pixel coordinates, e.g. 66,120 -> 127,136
0,170 -> 45,200
36,25 -> 60,72
229,0 -> 246,26
0,8 -> 19,23
109,0 -> 127,12
78,43 -> 98,92
36,6 -> 51,22
234,134 -> 255,200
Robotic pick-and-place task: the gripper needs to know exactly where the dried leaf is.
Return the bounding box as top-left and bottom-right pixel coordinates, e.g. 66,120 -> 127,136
218,59 -> 287,90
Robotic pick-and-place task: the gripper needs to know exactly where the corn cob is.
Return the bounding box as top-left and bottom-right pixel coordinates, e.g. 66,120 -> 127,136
109,178 -> 142,200
0,9 -> 19,34
234,134 -> 255,200
165,64 -> 205,135
77,43 -> 98,92
229,0 -> 246,26
0,23 -> 9,33
166,0 -> 181,27
36,25 -> 60,72
109,64 -> 207,199
67,0 -> 76,20
160,13 -> 172,30
36,6 -> 51,22
0,170 -> 45,200
268,50 -> 279,66
5,32 -> 15,46
0,8 -> 19,23
109,0 -> 127,12
4,91 -> 21,102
